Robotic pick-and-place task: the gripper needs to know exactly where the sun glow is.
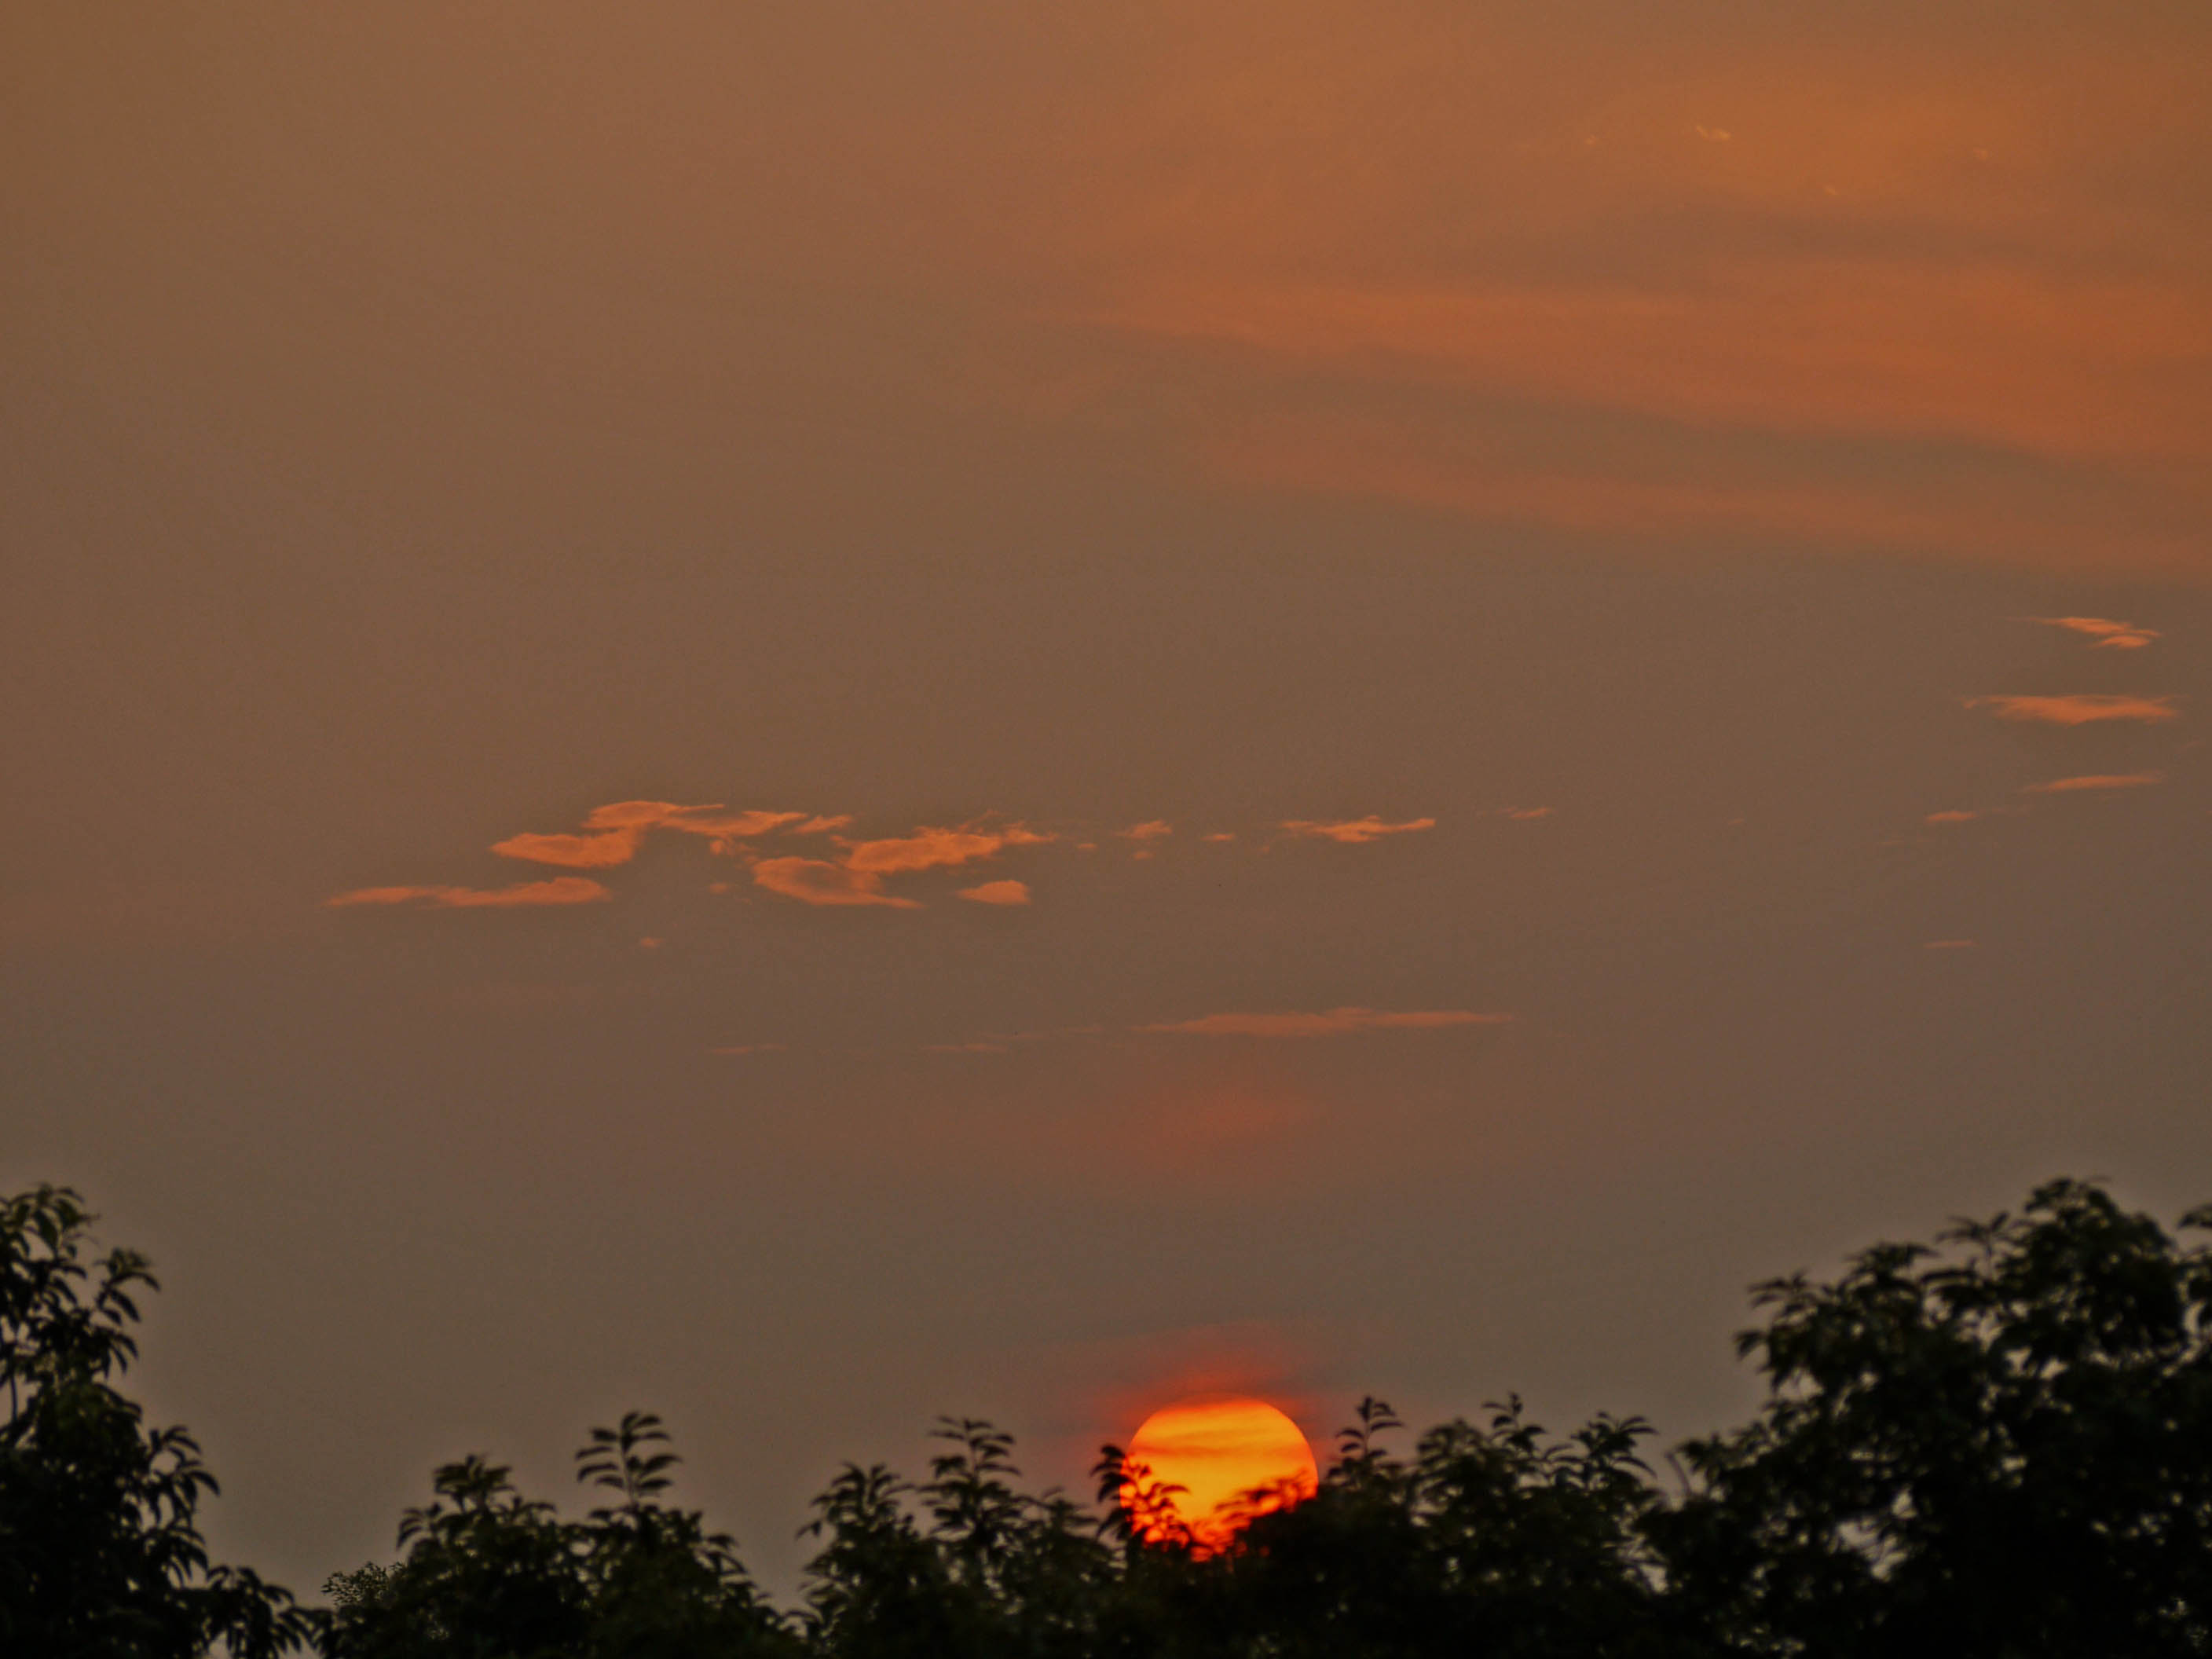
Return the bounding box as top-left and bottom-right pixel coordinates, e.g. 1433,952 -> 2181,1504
1123,1397 -> 1319,1550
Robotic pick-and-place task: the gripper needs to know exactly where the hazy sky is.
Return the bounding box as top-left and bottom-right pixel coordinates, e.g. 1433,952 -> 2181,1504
5,0 -> 2210,1595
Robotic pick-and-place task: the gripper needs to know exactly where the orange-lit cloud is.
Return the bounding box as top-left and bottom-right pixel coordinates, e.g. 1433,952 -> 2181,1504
1504,807 -> 1555,821
494,802 -> 814,867
749,856 -> 921,909
789,815 -> 854,835
1138,1007 -> 1511,1038
491,829 -> 644,868
2030,616 -> 2159,650
325,877 -> 612,910
958,880 -> 1031,906
1279,815 -> 1436,844
1020,5 -> 2212,577
924,1041 -> 1011,1053
840,823 -> 1050,874
1121,820 -> 1174,840
1968,694 -> 2180,726
1925,809 -> 1979,824
2023,771 -> 2165,793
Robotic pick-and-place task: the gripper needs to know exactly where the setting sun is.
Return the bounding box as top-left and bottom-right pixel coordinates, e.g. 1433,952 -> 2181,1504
1124,1397 -> 1320,1549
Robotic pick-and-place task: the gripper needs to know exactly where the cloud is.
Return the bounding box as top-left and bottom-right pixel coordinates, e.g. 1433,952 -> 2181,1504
749,856 -> 921,908
1203,832 -> 1237,843
2023,771 -> 2165,793
1925,809 -> 1979,823
1137,1007 -> 1513,1038
958,880 -> 1031,906
1121,820 -> 1174,840
840,822 -> 1051,875
924,1041 -> 1011,1054
789,815 -> 854,835
579,800 -> 716,830
1503,807 -> 1554,821
1279,815 -> 1437,844
495,802 -> 813,866
326,877 -> 612,910
586,801 -> 808,839
1967,694 -> 2180,726
2031,616 -> 2160,650
491,829 -> 644,868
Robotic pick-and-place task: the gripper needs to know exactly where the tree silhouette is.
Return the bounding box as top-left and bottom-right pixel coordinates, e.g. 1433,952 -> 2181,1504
324,1417 -> 793,1659
16,1174 -> 2212,1655
0,1182 -> 317,1657
1656,1177 -> 2212,1656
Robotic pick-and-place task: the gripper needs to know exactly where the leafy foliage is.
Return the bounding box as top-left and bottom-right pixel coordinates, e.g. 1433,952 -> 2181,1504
323,1413 -> 795,1659
1657,1177 -> 2212,1656
16,1175 -> 2212,1656
0,1182 -> 317,1657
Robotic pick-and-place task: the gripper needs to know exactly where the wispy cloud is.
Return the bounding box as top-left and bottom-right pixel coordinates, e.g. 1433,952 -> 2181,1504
326,877 -> 612,909
1925,809 -> 1979,824
1279,815 -> 1437,844
1967,694 -> 2180,726
495,802 -> 812,867
749,857 -> 921,909
491,829 -> 644,868
1503,807 -> 1554,821
2030,616 -> 2160,650
2023,771 -> 2165,793
925,1041 -> 1010,1054
1121,820 -> 1174,840
958,880 -> 1031,906
840,823 -> 1051,875
1137,1007 -> 1512,1038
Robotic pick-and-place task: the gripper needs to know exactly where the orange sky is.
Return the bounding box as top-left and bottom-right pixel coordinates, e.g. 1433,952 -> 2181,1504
4,0 -> 2210,1598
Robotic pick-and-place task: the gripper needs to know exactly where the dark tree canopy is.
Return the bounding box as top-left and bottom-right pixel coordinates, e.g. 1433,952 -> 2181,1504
0,1183 -> 317,1659
11,1174 -> 2212,1657
1657,1177 -> 2212,1657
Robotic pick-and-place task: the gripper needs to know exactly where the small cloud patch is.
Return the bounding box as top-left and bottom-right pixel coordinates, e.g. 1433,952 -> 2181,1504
326,877 -> 612,910
2023,772 -> 2164,793
2030,617 -> 2159,650
1279,816 -> 1437,844
1967,694 -> 2179,727
958,880 -> 1031,906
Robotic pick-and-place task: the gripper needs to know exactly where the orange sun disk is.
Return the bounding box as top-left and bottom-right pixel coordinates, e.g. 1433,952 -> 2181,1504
1123,1397 -> 1319,1549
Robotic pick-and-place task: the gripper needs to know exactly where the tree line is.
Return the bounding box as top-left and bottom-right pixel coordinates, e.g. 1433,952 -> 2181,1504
8,1175 -> 2212,1657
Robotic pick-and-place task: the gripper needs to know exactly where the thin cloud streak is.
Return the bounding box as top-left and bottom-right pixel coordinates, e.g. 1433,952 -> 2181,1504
1279,816 -> 1437,844
1967,694 -> 2180,726
2023,772 -> 2165,793
958,881 -> 1032,906
2029,616 -> 2160,650
1138,1008 -> 1513,1038
324,877 -> 612,910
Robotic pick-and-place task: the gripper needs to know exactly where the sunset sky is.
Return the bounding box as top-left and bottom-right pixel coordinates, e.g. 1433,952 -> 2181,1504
5,0 -> 2210,1595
